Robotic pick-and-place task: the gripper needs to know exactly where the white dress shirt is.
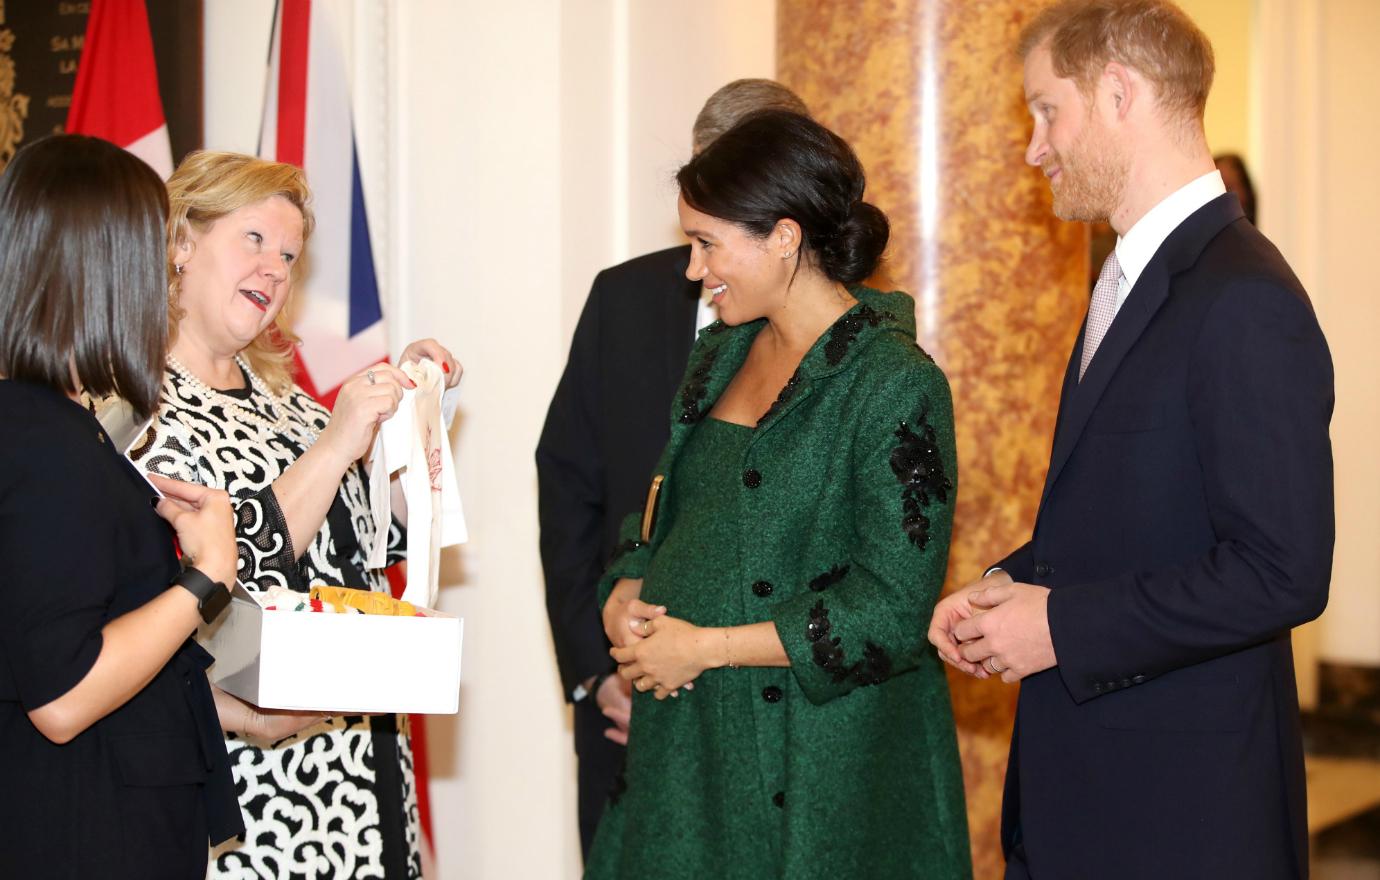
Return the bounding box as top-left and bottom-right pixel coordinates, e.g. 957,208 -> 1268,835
1109,170 -> 1227,317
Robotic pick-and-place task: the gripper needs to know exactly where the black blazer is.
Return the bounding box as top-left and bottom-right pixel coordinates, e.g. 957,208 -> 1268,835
0,382 -> 242,879
997,195 -> 1333,879
537,245 -> 700,700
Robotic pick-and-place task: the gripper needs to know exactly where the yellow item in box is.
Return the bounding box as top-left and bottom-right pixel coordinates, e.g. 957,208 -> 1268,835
310,586 -> 417,617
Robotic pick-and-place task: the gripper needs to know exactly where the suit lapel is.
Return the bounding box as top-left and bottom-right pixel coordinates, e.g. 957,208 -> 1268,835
663,245 -> 700,402
1038,194 -> 1244,510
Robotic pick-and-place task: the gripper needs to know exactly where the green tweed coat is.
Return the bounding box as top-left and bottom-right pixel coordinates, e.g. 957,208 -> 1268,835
588,288 -> 971,880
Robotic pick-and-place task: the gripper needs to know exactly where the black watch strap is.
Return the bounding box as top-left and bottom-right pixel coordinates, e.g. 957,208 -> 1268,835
174,566 -> 231,624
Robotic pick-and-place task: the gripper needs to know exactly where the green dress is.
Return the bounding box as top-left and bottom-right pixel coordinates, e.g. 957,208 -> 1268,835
587,288 -> 972,880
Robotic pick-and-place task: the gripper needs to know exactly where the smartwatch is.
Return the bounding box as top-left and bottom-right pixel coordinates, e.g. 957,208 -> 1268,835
174,565 -> 232,624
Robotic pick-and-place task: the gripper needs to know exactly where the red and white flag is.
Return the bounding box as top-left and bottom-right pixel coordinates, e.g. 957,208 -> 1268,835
260,2 -> 437,874
260,0 -> 387,408
66,0 -> 173,179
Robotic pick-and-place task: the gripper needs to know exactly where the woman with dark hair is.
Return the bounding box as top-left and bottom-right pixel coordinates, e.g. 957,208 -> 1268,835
0,135 -> 243,877
587,110 -> 971,878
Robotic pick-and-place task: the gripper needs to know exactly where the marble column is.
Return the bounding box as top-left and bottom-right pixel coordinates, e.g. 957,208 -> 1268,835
778,2 -> 1088,876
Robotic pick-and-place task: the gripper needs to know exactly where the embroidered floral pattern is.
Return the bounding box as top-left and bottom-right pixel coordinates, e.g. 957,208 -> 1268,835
678,346 -> 720,424
856,642 -> 893,686
807,600 -> 847,677
824,305 -> 892,366
889,416 -> 952,551
808,563 -> 850,592
806,599 -> 893,686
610,538 -> 643,564
760,368 -> 803,425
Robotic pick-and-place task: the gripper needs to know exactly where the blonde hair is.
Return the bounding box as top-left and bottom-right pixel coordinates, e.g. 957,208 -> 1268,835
166,151 -> 315,394
1019,0 -> 1214,126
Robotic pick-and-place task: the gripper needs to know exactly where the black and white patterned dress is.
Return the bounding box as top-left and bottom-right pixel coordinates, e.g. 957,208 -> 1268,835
131,357 -> 422,880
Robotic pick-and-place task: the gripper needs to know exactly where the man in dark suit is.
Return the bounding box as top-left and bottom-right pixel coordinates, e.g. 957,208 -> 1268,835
536,79 -> 809,857
927,2 -> 1334,878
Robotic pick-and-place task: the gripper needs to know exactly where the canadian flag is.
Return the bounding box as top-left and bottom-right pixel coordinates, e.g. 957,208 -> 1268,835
66,0 -> 173,179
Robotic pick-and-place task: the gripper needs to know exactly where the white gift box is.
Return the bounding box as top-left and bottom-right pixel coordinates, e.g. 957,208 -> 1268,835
198,583 -> 463,715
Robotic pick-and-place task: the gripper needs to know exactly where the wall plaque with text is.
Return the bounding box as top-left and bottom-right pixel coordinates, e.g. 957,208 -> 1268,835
0,0 -> 201,175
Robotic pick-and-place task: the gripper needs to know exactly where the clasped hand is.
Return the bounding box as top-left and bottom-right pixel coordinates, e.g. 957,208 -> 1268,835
610,612 -> 709,701
926,570 -> 1057,683
602,579 -> 702,701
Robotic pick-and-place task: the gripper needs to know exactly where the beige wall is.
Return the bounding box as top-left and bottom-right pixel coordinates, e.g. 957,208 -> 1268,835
1312,0 -> 1380,666
1252,0 -> 1380,672
1178,0 -> 1253,160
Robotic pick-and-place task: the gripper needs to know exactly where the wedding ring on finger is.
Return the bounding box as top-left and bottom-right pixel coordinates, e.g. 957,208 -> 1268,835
366,369 -> 377,385
640,619 -> 652,636
985,656 -> 1002,675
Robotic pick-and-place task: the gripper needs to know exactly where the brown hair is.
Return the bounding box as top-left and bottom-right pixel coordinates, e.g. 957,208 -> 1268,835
0,135 -> 170,418
166,151 -> 314,394
692,79 -> 810,153
1019,0 -> 1214,124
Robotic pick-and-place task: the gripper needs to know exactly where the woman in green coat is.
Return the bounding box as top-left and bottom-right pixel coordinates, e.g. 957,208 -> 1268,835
586,110 -> 971,879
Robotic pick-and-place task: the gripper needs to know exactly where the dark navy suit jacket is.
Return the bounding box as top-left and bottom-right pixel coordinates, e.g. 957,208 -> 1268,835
537,244 -> 700,700
535,244 -> 700,854
997,195 -> 1334,879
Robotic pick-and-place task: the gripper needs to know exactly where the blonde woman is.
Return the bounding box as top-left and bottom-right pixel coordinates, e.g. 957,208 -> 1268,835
133,151 -> 460,878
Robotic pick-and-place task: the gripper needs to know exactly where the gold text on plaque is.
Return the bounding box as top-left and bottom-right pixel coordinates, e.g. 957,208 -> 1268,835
0,25 -> 31,172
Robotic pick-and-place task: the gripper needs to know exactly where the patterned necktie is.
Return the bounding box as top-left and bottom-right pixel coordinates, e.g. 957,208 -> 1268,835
1080,250 -> 1123,381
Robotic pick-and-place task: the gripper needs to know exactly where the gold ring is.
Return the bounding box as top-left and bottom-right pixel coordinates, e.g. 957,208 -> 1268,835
641,619 -> 652,636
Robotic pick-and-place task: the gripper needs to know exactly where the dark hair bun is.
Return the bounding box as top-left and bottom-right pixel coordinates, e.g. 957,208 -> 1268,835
676,110 -> 890,285
817,200 -> 889,284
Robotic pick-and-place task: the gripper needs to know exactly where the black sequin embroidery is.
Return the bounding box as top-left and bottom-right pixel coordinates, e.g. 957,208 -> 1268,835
808,563 -> 850,592
678,346 -> 720,424
889,416 -> 952,551
609,538 -> 643,564
759,368 -> 803,425
856,642 -> 893,686
807,599 -> 893,687
824,305 -> 892,366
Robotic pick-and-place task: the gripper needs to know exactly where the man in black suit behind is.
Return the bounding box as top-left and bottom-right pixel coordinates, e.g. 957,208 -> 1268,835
536,79 -> 808,857
929,2 -> 1333,878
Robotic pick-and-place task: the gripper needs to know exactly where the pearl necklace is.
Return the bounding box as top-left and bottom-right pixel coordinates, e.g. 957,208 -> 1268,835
165,353 -> 297,436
